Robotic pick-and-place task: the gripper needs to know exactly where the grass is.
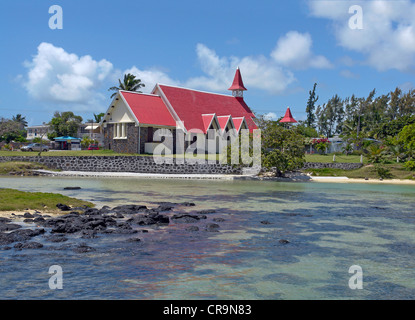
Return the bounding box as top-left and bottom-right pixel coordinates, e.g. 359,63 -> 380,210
305,153 -> 368,164
0,188 -> 94,212
0,161 -> 54,175
303,163 -> 415,180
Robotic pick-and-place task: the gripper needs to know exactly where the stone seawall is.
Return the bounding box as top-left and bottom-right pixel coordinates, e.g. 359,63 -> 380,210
302,162 -> 363,170
0,156 -> 242,175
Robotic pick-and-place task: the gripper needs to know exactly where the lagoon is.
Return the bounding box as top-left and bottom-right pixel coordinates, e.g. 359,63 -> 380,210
0,176 -> 415,299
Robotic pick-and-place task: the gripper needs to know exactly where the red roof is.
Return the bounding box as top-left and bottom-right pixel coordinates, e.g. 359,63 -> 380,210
201,114 -> 216,133
232,117 -> 247,132
228,68 -> 247,91
280,107 -> 297,123
217,115 -> 231,131
158,85 -> 257,133
120,91 -> 176,127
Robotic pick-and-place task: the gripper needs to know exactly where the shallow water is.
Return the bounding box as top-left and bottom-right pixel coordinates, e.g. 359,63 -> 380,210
0,176 -> 415,299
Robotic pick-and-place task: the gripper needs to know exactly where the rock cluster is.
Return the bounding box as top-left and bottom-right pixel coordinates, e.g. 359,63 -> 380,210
0,201 -> 223,252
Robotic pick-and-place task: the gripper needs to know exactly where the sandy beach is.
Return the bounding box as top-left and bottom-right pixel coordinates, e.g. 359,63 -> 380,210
309,176 -> 415,185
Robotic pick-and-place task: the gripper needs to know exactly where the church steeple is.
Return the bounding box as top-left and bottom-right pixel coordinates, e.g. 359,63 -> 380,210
228,67 -> 247,98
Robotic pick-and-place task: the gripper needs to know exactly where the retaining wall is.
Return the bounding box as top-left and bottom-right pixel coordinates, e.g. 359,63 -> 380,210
0,156 -> 242,175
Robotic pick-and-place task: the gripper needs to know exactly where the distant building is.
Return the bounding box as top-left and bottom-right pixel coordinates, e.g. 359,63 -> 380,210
26,123 -> 103,146
26,124 -> 53,141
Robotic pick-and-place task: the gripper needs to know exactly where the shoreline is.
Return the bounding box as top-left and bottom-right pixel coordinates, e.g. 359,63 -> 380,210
308,176 -> 415,185
21,169 -> 415,185
0,209 -> 62,219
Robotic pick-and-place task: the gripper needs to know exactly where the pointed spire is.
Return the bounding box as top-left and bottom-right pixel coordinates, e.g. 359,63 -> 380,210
279,107 -> 297,123
228,67 -> 247,92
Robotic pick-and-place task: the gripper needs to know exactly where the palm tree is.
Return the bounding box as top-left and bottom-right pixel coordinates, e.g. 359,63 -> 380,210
12,114 -> 28,130
93,113 -> 105,123
108,73 -> 145,98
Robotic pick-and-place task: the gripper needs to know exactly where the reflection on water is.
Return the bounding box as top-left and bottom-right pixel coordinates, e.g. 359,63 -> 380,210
0,176 -> 415,299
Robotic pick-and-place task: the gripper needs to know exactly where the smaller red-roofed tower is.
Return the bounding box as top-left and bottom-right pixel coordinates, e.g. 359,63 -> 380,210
228,67 -> 247,98
280,107 -> 297,124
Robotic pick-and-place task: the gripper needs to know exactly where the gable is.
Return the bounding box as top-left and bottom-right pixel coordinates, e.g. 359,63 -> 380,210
106,98 -> 136,123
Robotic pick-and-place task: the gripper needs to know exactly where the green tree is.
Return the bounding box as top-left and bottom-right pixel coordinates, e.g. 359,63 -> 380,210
316,94 -> 344,137
387,87 -> 401,121
305,83 -> 318,128
0,117 -> 27,143
396,123 -> 415,160
49,111 -> 83,138
12,114 -> 28,130
93,112 -> 105,123
108,73 -> 145,98
260,119 -> 305,175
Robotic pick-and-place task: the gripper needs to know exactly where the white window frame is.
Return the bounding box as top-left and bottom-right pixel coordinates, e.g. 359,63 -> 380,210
113,123 -> 127,139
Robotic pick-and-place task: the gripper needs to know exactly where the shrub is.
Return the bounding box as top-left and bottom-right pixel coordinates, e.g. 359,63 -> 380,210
374,164 -> 392,179
403,160 -> 415,171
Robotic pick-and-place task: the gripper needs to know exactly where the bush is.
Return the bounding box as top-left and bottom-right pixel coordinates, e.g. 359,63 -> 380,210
403,160 -> 415,171
374,164 -> 392,179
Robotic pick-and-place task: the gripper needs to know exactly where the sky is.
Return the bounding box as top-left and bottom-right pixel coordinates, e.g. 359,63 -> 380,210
1,0 -> 415,126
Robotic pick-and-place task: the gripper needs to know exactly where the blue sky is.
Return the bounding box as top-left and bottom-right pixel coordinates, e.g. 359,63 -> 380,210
1,0 -> 415,126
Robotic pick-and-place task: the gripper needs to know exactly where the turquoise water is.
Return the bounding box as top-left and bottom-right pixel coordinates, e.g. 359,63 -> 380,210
0,176 -> 415,299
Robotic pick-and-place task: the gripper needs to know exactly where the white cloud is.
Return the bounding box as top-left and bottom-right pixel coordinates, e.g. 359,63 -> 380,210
340,69 -> 360,79
263,112 -> 278,121
308,0 -> 415,71
22,31 -> 331,110
123,66 -> 179,93
271,31 -> 333,69
23,42 -> 114,109
185,43 -> 297,95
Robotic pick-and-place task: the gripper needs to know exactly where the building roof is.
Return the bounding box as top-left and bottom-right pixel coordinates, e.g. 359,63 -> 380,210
54,136 -> 80,141
232,117 -> 247,133
279,107 -> 297,123
228,68 -> 247,91
217,115 -> 232,131
157,84 -> 257,133
120,91 -> 176,127
201,114 -> 216,133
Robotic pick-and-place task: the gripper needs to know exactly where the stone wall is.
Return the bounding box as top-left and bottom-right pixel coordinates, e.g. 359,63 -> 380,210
104,124 -> 145,154
0,156 -> 242,175
302,162 -> 363,170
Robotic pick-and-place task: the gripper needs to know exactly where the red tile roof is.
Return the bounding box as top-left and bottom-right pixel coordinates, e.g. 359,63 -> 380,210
158,85 -> 257,132
120,91 -> 176,127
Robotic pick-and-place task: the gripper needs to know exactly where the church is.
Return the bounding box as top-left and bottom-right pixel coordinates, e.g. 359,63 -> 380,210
101,68 -> 258,154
